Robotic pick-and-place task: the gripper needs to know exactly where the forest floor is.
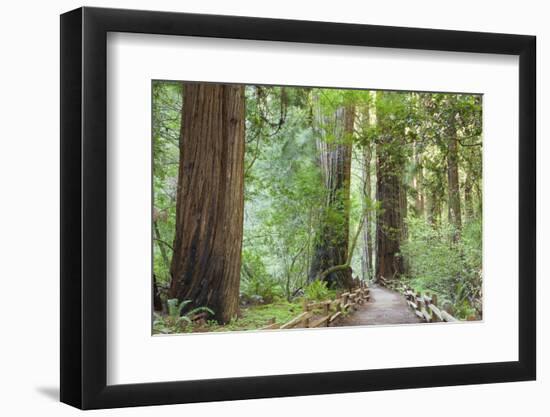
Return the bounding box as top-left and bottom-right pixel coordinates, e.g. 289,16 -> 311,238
154,285 -> 425,335
334,284 -> 422,327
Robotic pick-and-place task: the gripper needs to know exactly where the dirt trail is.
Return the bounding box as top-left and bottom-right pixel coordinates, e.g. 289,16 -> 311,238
335,284 -> 422,327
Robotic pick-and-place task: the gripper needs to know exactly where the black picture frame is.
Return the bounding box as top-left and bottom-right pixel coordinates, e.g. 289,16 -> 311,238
60,6 -> 536,410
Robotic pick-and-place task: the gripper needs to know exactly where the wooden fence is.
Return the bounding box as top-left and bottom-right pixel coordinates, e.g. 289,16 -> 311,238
379,277 -> 457,323
261,285 -> 370,330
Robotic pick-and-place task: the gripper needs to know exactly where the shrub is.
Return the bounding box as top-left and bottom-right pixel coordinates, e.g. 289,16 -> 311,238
401,217 -> 482,319
241,273 -> 282,304
241,249 -> 283,303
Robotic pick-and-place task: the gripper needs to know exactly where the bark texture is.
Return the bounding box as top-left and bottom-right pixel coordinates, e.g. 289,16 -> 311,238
375,134 -> 405,281
168,83 -> 245,324
361,142 -> 373,281
309,104 -> 354,287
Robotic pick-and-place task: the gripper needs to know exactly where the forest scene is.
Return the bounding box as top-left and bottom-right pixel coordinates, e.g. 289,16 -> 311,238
152,81 -> 483,335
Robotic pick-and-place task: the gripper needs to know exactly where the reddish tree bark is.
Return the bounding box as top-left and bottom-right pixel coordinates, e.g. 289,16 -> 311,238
309,104 -> 354,287
168,83 -> 245,324
361,139 -> 373,281
375,134 -> 405,281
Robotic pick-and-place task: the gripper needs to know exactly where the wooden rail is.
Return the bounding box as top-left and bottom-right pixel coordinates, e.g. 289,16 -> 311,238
378,277 -> 458,323
261,285 -> 370,330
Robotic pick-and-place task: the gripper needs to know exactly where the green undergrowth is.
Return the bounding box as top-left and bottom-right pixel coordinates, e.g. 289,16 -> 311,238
395,276 -> 479,321
153,287 -> 350,335
154,280 -> 346,335
154,299 -> 306,334
203,300 -> 302,332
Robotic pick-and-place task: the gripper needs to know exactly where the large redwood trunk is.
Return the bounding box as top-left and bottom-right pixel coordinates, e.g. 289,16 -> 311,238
309,104 -> 354,287
168,83 -> 245,324
375,134 -> 405,282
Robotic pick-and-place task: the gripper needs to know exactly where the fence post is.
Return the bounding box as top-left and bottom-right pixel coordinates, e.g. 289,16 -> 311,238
323,302 -> 330,327
303,300 -> 310,328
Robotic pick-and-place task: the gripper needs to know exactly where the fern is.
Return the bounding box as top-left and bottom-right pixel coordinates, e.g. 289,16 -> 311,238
153,299 -> 215,334
187,306 -> 215,317
304,280 -> 330,301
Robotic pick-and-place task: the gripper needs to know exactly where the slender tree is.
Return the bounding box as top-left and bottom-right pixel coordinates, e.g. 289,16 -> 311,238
463,172 -> 474,221
361,141 -> 373,281
153,219 -> 171,274
168,83 -> 246,324
413,141 -> 425,217
358,103 -> 374,282
445,99 -> 462,241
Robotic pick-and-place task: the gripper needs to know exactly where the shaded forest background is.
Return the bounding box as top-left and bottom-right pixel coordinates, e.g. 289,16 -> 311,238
152,81 -> 482,333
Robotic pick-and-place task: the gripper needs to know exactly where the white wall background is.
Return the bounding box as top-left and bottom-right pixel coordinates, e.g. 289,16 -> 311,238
0,0 -> 545,415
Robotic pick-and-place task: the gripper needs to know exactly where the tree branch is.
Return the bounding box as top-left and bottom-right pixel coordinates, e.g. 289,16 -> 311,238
315,213 -> 366,281
154,237 -> 174,252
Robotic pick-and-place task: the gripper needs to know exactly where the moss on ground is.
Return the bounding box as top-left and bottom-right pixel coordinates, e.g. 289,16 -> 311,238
198,300 -> 303,332
153,299 -> 312,334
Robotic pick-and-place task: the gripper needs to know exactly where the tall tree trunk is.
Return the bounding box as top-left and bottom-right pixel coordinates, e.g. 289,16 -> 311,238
361,142 -> 373,281
153,220 -> 171,274
168,83 -> 245,324
309,103 -> 354,287
153,275 -> 163,312
399,179 -> 409,274
446,112 -> 462,241
426,186 -> 442,226
413,142 -> 425,217
463,172 -> 473,221
375,134 -> 405,281
152,219 -> 170,311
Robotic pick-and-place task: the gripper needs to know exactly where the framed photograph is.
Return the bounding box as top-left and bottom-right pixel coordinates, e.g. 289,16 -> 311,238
60,6 -> 536,410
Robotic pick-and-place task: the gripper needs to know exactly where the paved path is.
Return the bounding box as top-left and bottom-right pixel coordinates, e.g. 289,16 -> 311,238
335,284 -> 422,326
